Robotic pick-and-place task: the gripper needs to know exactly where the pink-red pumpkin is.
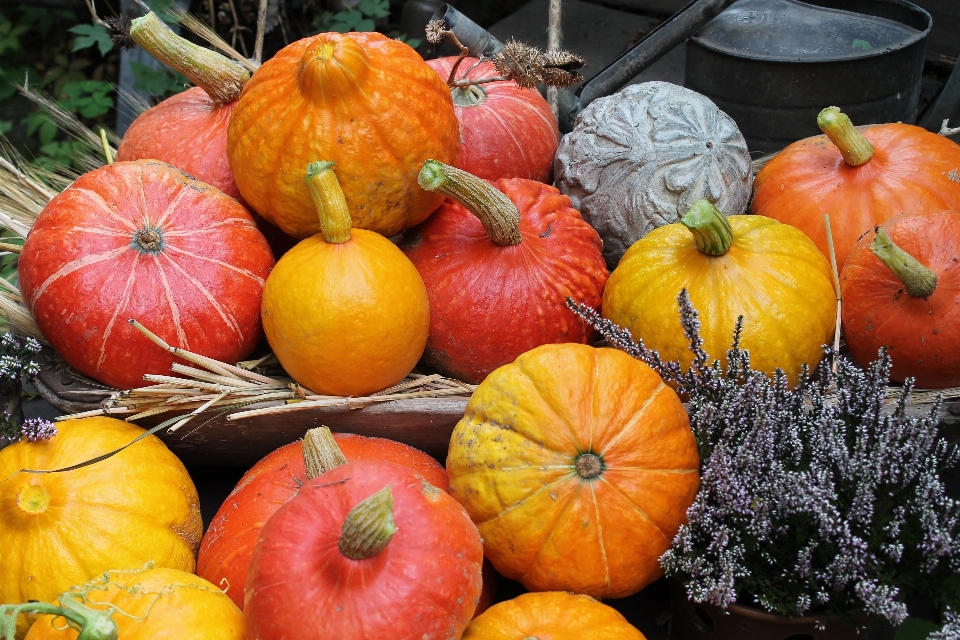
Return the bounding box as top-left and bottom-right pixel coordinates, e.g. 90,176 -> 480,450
426,56 -> 560,183
18,160 -> 274,390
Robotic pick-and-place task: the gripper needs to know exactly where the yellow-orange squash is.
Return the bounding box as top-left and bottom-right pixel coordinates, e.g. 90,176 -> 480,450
227,32 -> 459,239
461,592 -> 646,640
0,417 -> 201,637
447,343 -> 699,599
25,566 -> 242,639
603,200 -> 836,385
261,162 -> 429,396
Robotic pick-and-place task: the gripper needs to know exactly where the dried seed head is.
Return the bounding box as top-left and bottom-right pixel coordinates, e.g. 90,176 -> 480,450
104,13 -> 137,51
542,49 -> 585,72
493,39 -> 545,89
425,19 -> 446,45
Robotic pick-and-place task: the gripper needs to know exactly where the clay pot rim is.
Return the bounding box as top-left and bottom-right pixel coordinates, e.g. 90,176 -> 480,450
726,602 -> 830,626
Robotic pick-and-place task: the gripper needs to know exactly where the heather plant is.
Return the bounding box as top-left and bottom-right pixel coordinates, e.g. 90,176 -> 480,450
568,292 -> 960,628
0,332 -> 54,443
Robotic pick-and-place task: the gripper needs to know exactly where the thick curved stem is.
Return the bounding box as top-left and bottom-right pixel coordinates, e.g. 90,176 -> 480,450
0,592 -> 119,640
302,426 -> 347,480
130,12 -> 249,104
305,162 -> 352,244
339,486 -> 398,560
680,200 -> 734,256
817,106 -> 874,167
418,160 -> 521,246
871,227 -> 937,298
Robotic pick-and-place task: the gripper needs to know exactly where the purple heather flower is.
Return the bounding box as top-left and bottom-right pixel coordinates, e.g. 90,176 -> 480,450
18,418 -> 57,442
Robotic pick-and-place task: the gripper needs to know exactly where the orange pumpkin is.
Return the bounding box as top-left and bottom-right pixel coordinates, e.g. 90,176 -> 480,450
752,107 -> 960,268
25,567 -> 242,640
227,32 -> 460,239
461,592 -> 646,640
447,343 -> 700,599
0,417 -> 202,637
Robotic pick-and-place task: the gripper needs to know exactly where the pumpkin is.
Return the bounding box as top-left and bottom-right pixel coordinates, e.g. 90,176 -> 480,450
841,211 -> 960,388
461,592 -> 646,640
602,200 -> 836,385
244,460 -> 484,639
555,81 -> 753,269
227,32 -> 460,239
425,56 -> 559,183
446,343 -> 699,599
25,566 -> 242,640
401,160 -> 608,384
17,160 -> 274,390
260,162 -> 429,396
0,417 -> 202,638
752,106 -> 960,269
197,427 -> 448,609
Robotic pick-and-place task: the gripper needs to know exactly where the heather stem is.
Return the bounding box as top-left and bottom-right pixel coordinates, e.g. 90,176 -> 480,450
680,200 -> 733,256
870,227 -> 937,298
339,486 -> 398,560
817,106 -> 874,167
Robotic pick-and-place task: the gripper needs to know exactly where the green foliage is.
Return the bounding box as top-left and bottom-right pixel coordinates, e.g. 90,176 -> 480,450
314,0 -> 389,34
69,24 -> 114,57
130,63 -> 188,98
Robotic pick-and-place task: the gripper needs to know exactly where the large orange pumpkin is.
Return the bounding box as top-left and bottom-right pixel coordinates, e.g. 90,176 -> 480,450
841,211 -> 960,388
17,160 -> 275,390
227,32 -> 460,239
25,567 -> 242,640
447,343 -> 700,599
461,592 -> 646,640
0,417 -> 202,637
752,107 -> 960,268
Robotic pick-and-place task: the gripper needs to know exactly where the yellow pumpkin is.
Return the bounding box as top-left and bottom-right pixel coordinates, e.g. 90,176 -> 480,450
602,200 -> 836,385
261,162 -> 429,396
462,592 -> 646,640
447,343 -> 699,599
0,417 -> 202,637
25,566 -> 242,639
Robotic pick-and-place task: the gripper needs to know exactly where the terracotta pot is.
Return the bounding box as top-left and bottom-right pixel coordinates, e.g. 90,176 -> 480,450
671,581 -> 896,640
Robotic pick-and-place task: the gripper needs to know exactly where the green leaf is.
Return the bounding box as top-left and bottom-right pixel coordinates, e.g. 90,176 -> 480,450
130,62 -> 188,97
0,120 -> 11,136
69,23 -> 114,56
60,80 -> 115,118
329,9 -> 364,32
358,0 -> 390,19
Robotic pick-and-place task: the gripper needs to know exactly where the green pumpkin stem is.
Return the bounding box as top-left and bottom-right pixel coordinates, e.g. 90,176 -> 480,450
129,12 -> 249,104
418,160 -> 522,246
339,486 -> 398,560
870,227 -> 937,298
0,590 -> 119,640
680,200 -> 734,256
817,107 -> 874,167
305,162 -> 352,244
302,426 -> 348,480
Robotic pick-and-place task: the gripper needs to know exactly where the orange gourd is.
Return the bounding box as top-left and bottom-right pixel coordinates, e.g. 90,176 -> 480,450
752,107 -> 960,268
0,417 -> 202,637
260,162 -> 429,396
461,592 -> 646,640
841,211 -> 960,388
25,567 -> 242,640
227,32 -> 460,239
446,343 -> 700,599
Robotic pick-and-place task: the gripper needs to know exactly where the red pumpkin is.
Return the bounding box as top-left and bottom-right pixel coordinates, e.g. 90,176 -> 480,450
402,161 -> 608,384
426,57 -> 559,183
197,429 -> 448,609
841,211 -> 960,387
244,460 -> 484,639
18,160 -> 275,390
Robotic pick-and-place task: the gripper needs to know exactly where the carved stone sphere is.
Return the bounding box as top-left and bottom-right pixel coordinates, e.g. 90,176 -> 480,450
555,82 -> 753,269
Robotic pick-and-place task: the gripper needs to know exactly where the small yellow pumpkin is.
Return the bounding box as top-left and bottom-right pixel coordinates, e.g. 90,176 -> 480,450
602,200 -> 836,385
25,566 -> 242,640
0,417 -> 202,637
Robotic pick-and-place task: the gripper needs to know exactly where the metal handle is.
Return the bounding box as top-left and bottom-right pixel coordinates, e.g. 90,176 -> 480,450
430,4 -> 505,58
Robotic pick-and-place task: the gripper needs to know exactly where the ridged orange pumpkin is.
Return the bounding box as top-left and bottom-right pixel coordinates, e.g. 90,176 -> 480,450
447,343 -> 699,599
260,162 -> 429,396
25,567 -> 242,640
752,107 -> 960,268
0,417 -> 202,637
227,32 -> 460,239
841,211 -> 960,388
461,592 -> 646,640
603,200 -> 836,385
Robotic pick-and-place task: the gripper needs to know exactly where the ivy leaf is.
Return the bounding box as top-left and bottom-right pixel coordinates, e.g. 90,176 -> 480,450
60,80 -> 115,119
68,23 -> 113,56
130,62 -> 188,97
358,0 -> 390,19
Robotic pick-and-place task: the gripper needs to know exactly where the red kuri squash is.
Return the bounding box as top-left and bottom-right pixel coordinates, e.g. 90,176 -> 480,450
425,56 -> 559,183
18,160 -> 274,390
244,460 -> 484,639
401,161 -> 608,384
841,211 -> 960,387
197,428 -> 448,609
